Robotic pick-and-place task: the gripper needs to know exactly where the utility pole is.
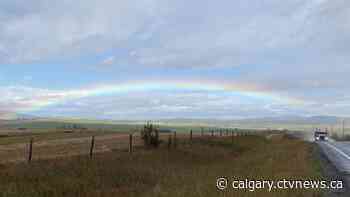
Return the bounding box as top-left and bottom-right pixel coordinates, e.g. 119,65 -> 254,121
330,124 -> 334,136
342,119 -> 345,138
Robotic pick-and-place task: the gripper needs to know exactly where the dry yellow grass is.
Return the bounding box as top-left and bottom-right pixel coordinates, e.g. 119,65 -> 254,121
0,135 -> 323,197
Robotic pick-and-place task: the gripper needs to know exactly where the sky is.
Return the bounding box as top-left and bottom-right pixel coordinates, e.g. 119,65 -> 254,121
0,0 -> 350,120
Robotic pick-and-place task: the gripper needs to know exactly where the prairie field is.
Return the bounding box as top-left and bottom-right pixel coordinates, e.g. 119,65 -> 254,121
0,134 -> 323,197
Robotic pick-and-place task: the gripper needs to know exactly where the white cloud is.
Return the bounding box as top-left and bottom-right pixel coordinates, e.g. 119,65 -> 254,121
0,0 -> 159,63
1,0 -> 350,118
1,0 -> 349,68
0,83 -> 294,119
2,81 -> 350,119
101,56 -> 115,66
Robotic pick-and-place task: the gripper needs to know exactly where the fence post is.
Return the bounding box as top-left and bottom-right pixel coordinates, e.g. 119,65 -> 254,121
201,128 -> 204,137
168,134 -> 172,150
231,131 -> 234,144
220,129 -> 222,137
28,137 -> 33,163
89,136 -> 95,159
129,134 -> 133,154
190,130 -> 193,146
211,130 -> 214,137
173,131 -> 177,148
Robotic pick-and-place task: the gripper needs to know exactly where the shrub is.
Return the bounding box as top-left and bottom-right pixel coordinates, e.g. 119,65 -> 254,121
141,121 -> 160,148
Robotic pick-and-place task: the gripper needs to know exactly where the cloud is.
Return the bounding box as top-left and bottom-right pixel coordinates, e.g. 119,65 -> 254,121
1,0 -> 350,118
100,56 -> 115,66
1,0 -> 349,72
0,82 -> 299,119
1,0 -> 348,67
0,86 -> 92,113
1,80 -> 350,119
0,81 -> 345,119
34,90 -> 286,119
0,0 -> 158,63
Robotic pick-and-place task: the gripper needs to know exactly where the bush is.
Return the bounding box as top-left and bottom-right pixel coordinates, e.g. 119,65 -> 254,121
331,132 -> 350,141
141,122 -> 160,148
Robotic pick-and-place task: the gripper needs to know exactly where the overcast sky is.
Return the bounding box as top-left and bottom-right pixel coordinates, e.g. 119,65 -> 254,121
0,0 -> 349,119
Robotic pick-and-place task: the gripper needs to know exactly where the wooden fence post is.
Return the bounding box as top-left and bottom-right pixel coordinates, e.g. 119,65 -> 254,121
231,131 -> 234,145
190,130 -> 193,146
28,137 -> 33,163
129,134 -> 133,154
173,132 -> 177,148
168,134 -> 172,150
211,130 -> 214,137
201,128 -> 204,137
220,129 -> 222,137
89,136 -> 95,159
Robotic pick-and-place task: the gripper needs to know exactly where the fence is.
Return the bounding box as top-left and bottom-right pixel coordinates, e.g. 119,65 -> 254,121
0,128 -> 254,164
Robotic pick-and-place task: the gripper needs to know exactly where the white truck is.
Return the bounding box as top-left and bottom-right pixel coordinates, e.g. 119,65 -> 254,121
314,129 -> 328,141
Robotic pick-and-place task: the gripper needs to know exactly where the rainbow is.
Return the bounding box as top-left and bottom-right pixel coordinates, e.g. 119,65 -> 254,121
25,80 -> 305,112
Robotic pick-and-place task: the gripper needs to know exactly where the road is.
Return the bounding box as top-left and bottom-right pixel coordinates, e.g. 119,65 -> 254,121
316,139 -> 350,196
318,139 -> 350,174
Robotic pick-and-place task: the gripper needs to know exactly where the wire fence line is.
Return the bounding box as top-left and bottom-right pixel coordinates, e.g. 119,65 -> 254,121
0,128 -> 253,164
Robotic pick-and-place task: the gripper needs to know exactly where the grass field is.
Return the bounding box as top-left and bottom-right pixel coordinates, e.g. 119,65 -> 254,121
0,130 -> 120,145
0,134 -> 323,197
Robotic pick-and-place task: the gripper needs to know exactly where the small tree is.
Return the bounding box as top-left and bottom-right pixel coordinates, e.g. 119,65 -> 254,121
141,121 -> 160,148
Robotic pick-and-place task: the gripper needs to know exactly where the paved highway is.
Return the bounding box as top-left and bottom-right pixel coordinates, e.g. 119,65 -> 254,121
318,139 -> 350,174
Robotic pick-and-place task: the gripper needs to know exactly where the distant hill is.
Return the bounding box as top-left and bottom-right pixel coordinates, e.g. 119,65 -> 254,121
239,115 -> 341,125
305,116 -> 340,124
1,114 -> 348,131
158,115 -> 345,125
0,113 -> 39,121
